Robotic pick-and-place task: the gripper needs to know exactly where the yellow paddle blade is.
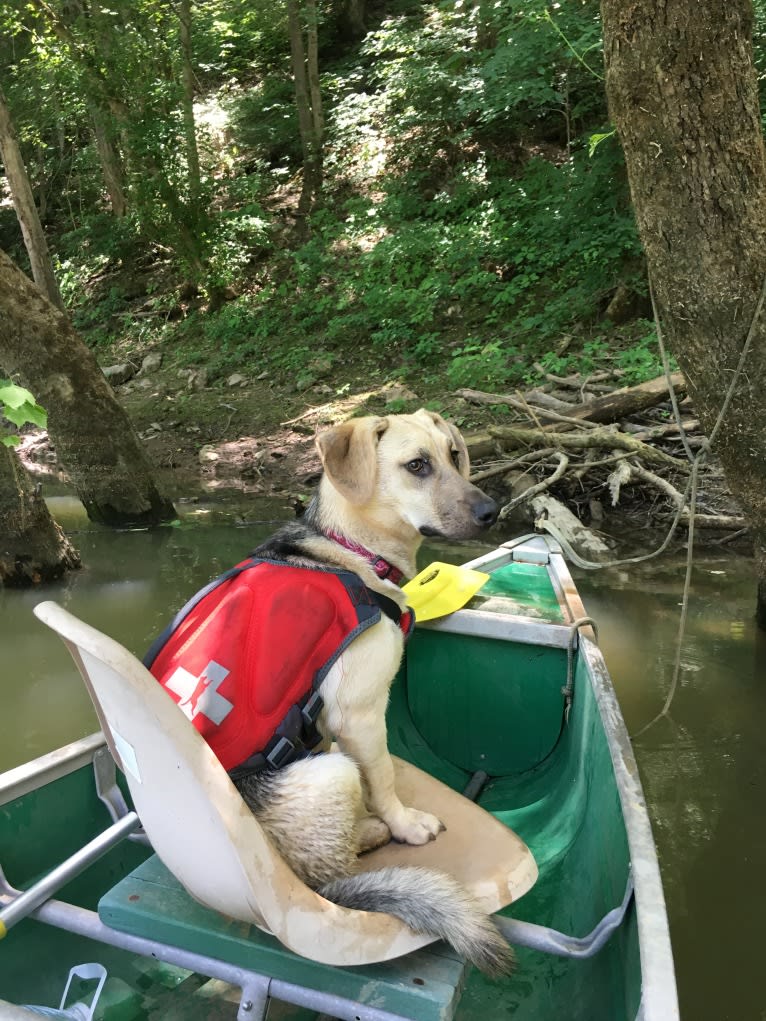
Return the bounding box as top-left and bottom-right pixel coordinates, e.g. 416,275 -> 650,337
402,562 -> 490,622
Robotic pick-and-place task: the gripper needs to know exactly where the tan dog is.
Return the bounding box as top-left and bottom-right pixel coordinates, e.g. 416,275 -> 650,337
235,410 -> 512,974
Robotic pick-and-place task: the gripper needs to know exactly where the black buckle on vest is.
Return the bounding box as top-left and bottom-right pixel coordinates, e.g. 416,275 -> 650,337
302,690 -> 323,727
266,736 -> 297,769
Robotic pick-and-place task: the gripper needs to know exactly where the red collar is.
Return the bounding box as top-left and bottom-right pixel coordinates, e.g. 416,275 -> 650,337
324,530 -> 405,586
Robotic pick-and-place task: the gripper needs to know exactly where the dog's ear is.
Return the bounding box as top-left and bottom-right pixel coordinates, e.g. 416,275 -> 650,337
418,410 -> 470,478
316,416 -> 389,504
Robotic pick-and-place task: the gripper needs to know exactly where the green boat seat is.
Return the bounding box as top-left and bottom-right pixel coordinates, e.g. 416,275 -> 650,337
100,854 -> 469,1021
33,602 -> 537,978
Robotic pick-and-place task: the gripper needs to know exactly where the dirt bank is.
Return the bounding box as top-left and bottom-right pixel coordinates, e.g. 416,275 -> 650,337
17,353 -> 751,557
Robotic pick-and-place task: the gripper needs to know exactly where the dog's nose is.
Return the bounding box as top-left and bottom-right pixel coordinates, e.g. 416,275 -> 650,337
472,497 -> 499,528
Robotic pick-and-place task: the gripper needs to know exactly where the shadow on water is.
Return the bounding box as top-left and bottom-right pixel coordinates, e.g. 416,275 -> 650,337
2,496 -> 765,1021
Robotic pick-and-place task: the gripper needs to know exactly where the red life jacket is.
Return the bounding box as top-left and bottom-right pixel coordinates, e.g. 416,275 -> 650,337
145,557 -> 413,778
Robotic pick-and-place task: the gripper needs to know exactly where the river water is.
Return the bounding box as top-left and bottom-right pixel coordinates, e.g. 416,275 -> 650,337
2,495 -> 764,1021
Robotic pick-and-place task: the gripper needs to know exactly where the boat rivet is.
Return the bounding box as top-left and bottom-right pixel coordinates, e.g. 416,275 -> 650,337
242,1001 -> 253,1012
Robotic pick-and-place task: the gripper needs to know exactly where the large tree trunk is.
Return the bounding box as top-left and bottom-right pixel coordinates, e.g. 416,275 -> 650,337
0,250 -> 176,527
288,0 -> 323,216
601,0 -> 766,628
0,444 -> 80,586
0,87 -> 64,310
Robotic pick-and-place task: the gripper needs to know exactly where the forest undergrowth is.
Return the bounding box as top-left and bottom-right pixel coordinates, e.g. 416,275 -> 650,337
4,0 -> 764,548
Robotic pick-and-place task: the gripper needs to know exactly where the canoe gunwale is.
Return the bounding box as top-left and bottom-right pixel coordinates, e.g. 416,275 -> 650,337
579,637 -> 679,1021
418,608 -> 574,647
421,534 -> 680,1020
0,732 -> 106,807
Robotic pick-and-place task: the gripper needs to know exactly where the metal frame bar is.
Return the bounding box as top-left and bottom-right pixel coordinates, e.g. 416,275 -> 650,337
496,872 -> 634,959
0,894 -> 414,1021
0,813 -> 140,937
0,879 -> 635,1021
92,747 -> 151,846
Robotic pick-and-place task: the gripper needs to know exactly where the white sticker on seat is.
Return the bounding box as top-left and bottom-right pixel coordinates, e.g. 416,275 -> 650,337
111,727 -> 142,784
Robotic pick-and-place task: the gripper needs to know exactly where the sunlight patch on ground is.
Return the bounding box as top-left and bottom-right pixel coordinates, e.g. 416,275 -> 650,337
194,93 -> 233,143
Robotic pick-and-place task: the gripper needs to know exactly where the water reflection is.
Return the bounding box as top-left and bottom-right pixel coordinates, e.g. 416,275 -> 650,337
581,561 -> 766,1021
1,514 -> 765,1020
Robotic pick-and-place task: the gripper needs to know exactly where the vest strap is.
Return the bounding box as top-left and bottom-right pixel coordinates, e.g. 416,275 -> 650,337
228,690 -> 325,781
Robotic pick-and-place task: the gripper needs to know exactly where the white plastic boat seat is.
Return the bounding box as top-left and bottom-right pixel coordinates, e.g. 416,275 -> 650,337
358,757 -> 537,903
33,601 -> 537,974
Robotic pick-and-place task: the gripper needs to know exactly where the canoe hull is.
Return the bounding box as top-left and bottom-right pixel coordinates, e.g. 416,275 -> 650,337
0,535 -> 678,1020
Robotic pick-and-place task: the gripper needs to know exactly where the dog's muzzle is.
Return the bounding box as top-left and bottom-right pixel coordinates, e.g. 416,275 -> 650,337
472,496 -> 498,528
418,493 -> 499,538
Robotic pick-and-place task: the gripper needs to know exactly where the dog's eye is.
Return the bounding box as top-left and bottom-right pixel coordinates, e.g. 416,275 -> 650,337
406,458 -> 428,475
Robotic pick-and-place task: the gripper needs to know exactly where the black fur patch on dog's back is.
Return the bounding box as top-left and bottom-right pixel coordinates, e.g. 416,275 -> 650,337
249,510 -> 321,565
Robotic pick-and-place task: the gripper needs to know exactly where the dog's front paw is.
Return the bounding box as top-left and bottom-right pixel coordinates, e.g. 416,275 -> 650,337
388,806 -> 445,846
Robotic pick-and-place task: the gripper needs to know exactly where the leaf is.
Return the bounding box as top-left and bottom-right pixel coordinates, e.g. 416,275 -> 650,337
0,380 -> 37,410
2,400 -> 47,429
1,435 -> 21,447
588,130 -> 616,157
0,380 -> 47,430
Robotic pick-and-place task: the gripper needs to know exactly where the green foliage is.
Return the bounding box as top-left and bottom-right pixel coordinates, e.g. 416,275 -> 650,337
232,77 -> 302,170
0,0 -> 663,394
614,323 -> 672,384
0,381 -> 47,447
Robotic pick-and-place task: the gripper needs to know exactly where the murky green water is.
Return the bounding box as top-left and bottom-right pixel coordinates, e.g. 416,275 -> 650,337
2,498 -> 765,1021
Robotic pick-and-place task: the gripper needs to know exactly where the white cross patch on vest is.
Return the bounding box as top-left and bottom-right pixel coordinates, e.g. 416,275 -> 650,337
166,660 -> 233,725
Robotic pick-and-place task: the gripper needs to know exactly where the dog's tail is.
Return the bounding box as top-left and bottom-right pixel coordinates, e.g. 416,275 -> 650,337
319,866 -> 514,976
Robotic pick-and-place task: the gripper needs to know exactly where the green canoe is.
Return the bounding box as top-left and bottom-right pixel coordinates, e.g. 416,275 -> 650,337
0,534 -> 678,1021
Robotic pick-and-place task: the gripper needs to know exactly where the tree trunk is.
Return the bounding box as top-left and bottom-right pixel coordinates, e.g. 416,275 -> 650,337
306,0 -> 324,147
0,87 -> 64,310
0,249 -> 176,527
89,100 -> 127,217
178,0 -> 202,208
0,444 -> 80,586
288,0 -> 323,215
601,0 -> 766,628
338,0 -> 366,41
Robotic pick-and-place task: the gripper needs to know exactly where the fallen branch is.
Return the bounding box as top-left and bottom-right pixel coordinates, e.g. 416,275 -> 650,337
538,369 -> 615,388
498,452 -> 569,520
456,388 -> 600,429
469,448 -> 556,484
556,371 -> 687,425
459,371 -> 686,431
487,424 -> 688,468
504,467 -> 611,558
679,512 -> 747,530
631,418 -> 700,441
629,462 -> 686,508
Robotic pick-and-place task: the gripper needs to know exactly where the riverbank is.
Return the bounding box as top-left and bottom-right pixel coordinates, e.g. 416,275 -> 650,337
17,344 -> 750,560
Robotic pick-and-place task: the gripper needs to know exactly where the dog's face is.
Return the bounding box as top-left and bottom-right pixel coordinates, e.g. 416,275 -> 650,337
316,410 -> 498,539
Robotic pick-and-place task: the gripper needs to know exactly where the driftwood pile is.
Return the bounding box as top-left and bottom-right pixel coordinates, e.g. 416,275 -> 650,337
459,368 -> 746,557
